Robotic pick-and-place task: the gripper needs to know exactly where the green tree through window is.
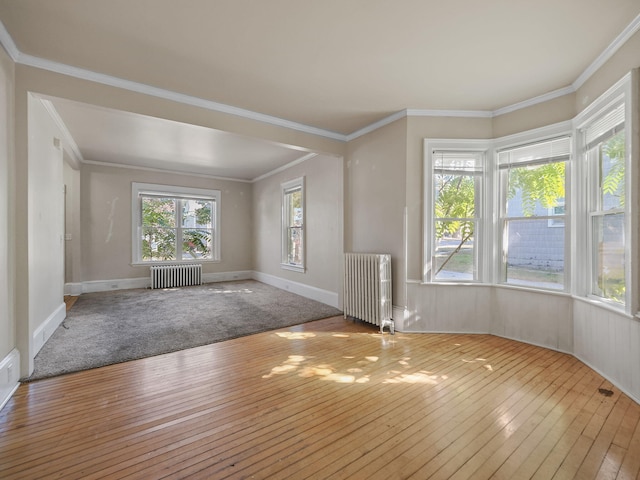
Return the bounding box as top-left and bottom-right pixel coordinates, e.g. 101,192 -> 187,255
141,196 -> 214,262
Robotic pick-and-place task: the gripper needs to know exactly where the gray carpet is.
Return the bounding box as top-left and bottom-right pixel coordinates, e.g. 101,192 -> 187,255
26,280 -> 341,381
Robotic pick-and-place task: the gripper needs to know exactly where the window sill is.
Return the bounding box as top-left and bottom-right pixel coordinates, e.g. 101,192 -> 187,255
281,263 -> 305,273
132,259 -> 220,267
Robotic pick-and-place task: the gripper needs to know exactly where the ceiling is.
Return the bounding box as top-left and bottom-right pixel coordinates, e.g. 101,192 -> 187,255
46,97 -> 310,181
1,1 -> 639,179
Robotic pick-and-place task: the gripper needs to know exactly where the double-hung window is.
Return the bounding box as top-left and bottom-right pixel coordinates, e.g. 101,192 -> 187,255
497,137 -> 570,290
582,102 -> 627,305
428,150 -> 484,282
132,183 -> 220,264
281,177 -> 305,272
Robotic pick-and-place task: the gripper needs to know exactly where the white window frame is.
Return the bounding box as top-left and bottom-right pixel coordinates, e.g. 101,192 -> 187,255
547,201 -> 566,228
131,182 -> 221,265
281,177 -> 305,272
424,139 -> 491,283
496,135 -> 571,292
574,73 -> 634,312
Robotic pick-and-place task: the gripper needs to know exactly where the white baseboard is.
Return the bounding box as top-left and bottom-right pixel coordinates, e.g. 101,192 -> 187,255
252,271 -> 340,308
0,349 -> 20,412
32,302 -> 66,355
202,271 -> 253,283
64,282 -> 83,296
82,277 -> 150,293
74,270 -> 256,295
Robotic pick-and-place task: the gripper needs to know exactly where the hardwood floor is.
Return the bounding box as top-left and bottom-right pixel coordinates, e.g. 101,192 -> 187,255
64,295 -> 78,311
1,316 -> 639,479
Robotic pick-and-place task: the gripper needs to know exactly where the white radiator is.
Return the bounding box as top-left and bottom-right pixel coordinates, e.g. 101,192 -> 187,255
344,253 -> 394,333
150,264 -> 202,289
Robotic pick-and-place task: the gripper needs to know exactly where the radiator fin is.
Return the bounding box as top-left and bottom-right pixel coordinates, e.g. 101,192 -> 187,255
344,253 -> 393,333
150,264 -> 202,289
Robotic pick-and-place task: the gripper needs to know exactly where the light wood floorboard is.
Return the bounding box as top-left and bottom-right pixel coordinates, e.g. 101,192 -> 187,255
1,316 -> 639,479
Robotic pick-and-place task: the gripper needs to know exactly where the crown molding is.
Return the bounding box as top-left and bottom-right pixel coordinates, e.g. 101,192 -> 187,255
345,110 -> 408,141
13,50 -> 349,143
573,13 -> 640,90
1,14 -> 638,143
492,86 -> 576,117
0,20 -> 19,61
251,152 -> 318,183
407,108 -> 493,118
82,159 -> 252,183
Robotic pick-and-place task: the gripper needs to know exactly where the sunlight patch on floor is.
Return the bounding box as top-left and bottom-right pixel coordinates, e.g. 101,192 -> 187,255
462,357 -> 494,371
383,370 -> 441,385
275,332 -> 317,340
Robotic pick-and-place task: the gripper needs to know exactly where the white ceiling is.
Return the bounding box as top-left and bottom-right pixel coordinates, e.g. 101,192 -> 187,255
1,1 -> 639,179
47,97 -> 309,181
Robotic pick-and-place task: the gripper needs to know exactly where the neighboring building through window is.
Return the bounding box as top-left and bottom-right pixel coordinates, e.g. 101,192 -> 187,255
281,177 -> 305,272
132,183 -> 220,264
498,136 -> 570,290
547,201 -> 565,228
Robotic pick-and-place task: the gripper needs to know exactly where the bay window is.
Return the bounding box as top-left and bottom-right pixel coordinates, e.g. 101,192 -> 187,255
422,73 -> 635,313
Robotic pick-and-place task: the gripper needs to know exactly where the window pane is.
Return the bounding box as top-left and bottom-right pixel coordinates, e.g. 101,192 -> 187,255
434,174 -> 476,219
598,131 -> 625,210
283,185 -> 303,267
141,227 -> 176,261
504,219 -> 564,290
434,220 -> 475,281
142,197 -> 176,227
287,189 -> 303,226
506,162 -> 565,217
182,229 -> 212,260
182,200 -> 213,228
592,213 -> 625,303
287,226 -> 303,265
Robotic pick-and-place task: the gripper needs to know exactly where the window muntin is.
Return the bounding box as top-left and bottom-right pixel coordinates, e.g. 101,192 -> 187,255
498,137 -> 570,291
584,106 -> 626,305
282,177 -> 304,271
431,151 -> 483,282
132,183 -> 220,264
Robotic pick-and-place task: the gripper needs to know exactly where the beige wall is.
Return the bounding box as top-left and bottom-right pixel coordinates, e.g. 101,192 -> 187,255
0,46 -> 14,360
63,157 -> 82,285
345,119 -> 407,305
492,93 -> 576,138
253,154 -> 343,296
80,163 -> 253,282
